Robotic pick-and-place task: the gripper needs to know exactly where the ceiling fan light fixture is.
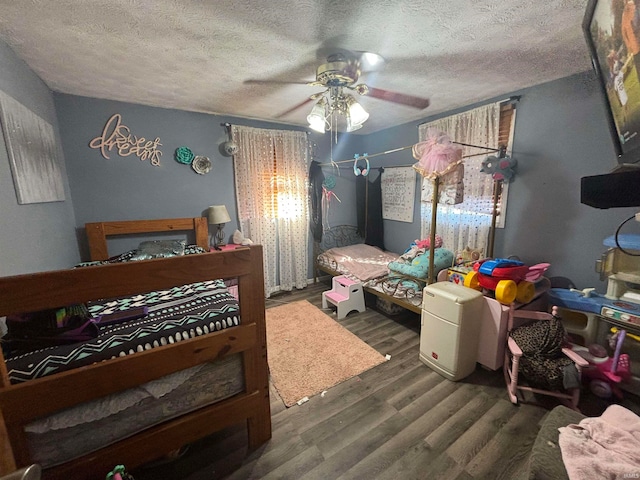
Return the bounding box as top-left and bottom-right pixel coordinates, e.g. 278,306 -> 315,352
307,97 -> 328,133
346,115 -> 363,132
345,95 -> 369,126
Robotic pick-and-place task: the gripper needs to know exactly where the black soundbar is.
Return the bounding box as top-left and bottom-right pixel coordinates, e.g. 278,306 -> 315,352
581,168 -> 640,208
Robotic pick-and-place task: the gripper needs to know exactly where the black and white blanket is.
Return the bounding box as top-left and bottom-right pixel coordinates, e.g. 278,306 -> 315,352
6,279 -> 240,384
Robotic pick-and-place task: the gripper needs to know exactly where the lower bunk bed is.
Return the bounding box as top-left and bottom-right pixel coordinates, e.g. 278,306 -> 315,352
314,225 -> 454,315
0,218 -> 270,480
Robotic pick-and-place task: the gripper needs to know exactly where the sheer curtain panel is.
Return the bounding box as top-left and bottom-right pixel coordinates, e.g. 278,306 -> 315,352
231,125 -> 309,297
419,102 -> 501,257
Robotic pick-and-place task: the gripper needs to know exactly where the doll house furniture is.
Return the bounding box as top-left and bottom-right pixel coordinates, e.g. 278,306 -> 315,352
419,282 -> 485,381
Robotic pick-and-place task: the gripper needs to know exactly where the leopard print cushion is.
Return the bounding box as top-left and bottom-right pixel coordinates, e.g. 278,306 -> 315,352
510,316 -> 573,391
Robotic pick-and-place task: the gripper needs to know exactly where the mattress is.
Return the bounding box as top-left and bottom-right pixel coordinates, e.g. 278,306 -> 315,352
5,279 -> 239,383
26,354 -> 244,468
316,244 -> 398,281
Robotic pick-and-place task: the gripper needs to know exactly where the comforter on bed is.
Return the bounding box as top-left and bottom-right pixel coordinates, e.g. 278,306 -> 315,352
5,279 -> 239,384
318,244 -> 398,281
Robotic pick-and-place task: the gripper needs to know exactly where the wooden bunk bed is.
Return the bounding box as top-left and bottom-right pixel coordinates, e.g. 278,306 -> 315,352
0,217 -> 271,480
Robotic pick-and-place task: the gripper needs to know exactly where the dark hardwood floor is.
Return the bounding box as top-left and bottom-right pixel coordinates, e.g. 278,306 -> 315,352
133,281 -> 640,480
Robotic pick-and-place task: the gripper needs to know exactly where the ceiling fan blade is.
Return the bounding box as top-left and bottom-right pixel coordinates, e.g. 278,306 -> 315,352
275,96 -> 316,118
244,79 -> 315,86
365,87 -> 430,109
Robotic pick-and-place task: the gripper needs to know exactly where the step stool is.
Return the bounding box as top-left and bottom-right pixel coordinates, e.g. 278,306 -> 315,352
321,275 -> 366,320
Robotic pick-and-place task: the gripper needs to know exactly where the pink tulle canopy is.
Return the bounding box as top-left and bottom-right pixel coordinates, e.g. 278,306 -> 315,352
412,128 -> 463,177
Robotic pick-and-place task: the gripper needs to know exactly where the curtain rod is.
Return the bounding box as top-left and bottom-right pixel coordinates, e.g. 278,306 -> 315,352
317,141 -> 500,166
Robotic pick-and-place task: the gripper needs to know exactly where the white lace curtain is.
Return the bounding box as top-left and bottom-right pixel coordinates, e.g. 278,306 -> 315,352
231,125 -> 309,297
419,102 -> 500,257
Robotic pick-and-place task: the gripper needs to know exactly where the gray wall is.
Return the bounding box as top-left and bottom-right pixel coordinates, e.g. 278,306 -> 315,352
361,71 -> 638,291
494,72 -> 638,290
0,41 -> 79,275
54,94 -> 360,261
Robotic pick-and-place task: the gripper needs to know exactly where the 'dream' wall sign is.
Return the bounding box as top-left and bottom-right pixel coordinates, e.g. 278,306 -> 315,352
89,113 -> 162,166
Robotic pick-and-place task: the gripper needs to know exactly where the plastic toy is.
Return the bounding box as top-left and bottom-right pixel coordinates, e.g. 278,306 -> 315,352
571,329 -> 631,399
480,154 -> 517,182
463,258 -> 550,304
106,465 -> 135,480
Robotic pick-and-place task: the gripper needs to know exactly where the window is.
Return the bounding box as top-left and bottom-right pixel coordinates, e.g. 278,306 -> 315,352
419,100 -> 516,257
231,125 -> 309,296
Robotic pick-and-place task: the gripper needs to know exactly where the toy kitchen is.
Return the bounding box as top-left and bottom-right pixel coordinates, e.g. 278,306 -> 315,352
597,234 -> 640,328
549,234 -> 640,396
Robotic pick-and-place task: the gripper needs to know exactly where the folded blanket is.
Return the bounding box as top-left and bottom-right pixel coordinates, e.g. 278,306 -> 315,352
559,404 -> 640,479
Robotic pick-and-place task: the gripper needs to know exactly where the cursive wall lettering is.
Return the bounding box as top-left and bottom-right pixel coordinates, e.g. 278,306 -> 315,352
89,113 -> 162,166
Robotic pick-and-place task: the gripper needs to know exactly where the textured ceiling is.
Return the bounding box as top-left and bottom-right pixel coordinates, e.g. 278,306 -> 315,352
0,0 -> 593,135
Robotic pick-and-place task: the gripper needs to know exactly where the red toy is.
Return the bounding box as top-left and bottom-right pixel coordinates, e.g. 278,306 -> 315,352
464,258 -> 550,304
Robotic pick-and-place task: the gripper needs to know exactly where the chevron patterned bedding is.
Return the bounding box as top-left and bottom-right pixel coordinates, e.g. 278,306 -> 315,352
6,279 -> 240,384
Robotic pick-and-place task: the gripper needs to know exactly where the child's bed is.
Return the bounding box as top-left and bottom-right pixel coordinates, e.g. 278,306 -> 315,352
0,217 -> 270,479
314,225 -> 454,314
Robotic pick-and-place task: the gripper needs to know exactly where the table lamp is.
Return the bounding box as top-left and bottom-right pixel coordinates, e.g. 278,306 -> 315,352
208,205 -> 231,249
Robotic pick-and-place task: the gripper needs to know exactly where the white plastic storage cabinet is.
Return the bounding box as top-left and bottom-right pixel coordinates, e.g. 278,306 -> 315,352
419,282 -> 484,381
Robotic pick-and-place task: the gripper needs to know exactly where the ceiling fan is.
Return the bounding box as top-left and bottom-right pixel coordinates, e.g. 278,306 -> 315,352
245,49 -> 430,131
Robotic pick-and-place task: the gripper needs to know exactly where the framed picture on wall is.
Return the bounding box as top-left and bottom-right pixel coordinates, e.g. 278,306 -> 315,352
0,90 -> 65,204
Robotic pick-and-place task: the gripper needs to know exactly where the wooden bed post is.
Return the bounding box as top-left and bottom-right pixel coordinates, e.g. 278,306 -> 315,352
487,179 -> 501,259
428,176 -> 440,285
0,349 -> 16,475
85,222 -> 108,261
241,246 -> 272,449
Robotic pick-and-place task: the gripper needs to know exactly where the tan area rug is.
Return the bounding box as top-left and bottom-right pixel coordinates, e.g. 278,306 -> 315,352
266,300 -> 387,407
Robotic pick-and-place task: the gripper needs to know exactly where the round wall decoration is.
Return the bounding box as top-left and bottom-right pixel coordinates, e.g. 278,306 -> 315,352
175,146 -> 194,165
222,141 -> 239,157
192,155 -> 212,175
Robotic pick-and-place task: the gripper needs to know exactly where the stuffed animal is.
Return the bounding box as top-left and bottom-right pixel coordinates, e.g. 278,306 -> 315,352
456,246 -> 483,265
480,154 -> 517,182
232,229 -> 254,246
400,236 -> 443,261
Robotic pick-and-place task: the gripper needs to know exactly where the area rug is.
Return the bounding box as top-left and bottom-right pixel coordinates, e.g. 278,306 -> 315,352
266,300 -> 387,407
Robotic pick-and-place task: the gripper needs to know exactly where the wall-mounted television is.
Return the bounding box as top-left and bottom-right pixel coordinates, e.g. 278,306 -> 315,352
582,0 -> 640,208
583,0 -> 640,165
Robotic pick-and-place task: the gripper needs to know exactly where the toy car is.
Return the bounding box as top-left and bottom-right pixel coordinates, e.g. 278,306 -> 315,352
464,258 -> 549,304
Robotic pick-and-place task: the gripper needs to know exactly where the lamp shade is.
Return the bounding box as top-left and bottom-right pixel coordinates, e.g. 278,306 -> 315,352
208,205 -> 231,225
307,97 -> 328,133
345,95 -> 369,126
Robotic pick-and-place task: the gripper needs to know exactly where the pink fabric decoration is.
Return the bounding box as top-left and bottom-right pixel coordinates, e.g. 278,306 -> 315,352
416,235 -> 442,249
412,128 -> 463,177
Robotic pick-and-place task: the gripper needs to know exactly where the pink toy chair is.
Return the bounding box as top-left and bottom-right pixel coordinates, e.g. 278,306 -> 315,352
504,305 -> 589,411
